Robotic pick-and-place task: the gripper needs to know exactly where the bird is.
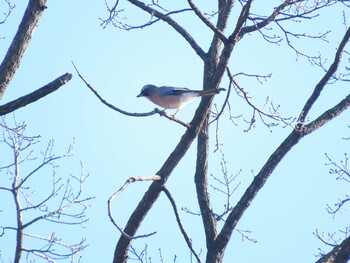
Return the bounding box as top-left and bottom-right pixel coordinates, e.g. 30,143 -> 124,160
137,84 -> 225,117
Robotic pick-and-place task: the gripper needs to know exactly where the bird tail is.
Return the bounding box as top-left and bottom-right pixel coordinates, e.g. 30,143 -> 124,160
198,88 -> 226,96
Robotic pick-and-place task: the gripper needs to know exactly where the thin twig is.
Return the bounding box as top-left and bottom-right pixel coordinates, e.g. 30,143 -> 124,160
226,67 -> 292,127
209,81 -> 231,125
72,62 -> 190,128
102,0 -> 207,60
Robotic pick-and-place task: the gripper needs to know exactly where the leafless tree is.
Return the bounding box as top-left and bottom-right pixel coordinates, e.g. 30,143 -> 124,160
0,1 -> 92,262
5,0 -> 348,262
0,117 -> 93,262
81,1 -> 350,262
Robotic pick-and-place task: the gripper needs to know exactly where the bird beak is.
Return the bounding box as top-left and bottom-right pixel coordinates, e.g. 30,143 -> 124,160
137,93 -> 143,98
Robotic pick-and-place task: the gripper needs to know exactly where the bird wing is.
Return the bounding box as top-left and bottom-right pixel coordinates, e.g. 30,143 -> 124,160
159,87 -> 198,96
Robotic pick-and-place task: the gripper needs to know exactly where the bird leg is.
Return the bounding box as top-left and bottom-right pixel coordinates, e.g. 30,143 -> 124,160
170,108 -> 180,118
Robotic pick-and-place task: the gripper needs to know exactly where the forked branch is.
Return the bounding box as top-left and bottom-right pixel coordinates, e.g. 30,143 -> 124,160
215,25 -> 350,255
297,26 -> 350,127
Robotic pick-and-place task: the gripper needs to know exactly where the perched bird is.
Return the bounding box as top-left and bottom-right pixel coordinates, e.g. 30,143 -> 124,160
137,84 -> 225,117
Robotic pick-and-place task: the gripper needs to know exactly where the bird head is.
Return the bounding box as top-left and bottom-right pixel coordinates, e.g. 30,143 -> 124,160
137,84 -> 156,98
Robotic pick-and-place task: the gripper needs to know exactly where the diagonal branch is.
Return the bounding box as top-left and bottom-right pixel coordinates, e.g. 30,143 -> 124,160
126,0 -> 207,61
187,0 -> 227,45
215,128 -> 303,252
73,62 -> 155,117
214,26 -> 350,255
0,73 -> 72,116
315,235 -> 350,263
209,78 -> 232,125
0,0 -> 47,99
303,93 -> 350,135
73,62 -> 190,128
297,26 -> 350,126
205,0 -> 233,66
113,90 -> 217,263
103,7 -> 192,31
239,0 -> 294,38
161,187 -> 201,263
16,155 -> 62,190
227,0 -> 253,43
212,0 -> 253,89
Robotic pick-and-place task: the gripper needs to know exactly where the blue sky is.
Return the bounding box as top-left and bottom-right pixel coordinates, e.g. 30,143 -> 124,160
0,1 -> 349,262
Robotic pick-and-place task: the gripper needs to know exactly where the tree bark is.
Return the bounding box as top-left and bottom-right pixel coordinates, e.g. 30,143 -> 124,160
316,236 -> 350,263
113,99 -> 215,263
0,0 -> 47,99
0,73 -> 72,116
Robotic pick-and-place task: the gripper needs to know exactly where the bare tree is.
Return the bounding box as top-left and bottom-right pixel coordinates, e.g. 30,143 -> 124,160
76,1 -> 350,262
0,117 -> 93,263
0,1 -> 92,262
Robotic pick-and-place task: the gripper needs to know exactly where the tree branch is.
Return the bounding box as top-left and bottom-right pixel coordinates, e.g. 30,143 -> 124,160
125,0 -> 207,61
239,0 -> 294,37
107,175 -> 161,240
113,90 -> 217,263
187,0 -> 227,45
211,0 -> 253,90
204,0 -> 233,73
209,78 -> 232,125
215,128 -> 303,252
0,73 -> 72,116
73,62 -> 190,128
303,93 -> 350,135
1,124 -> 92,262
316,235 -> 350,263
297,26 -> 350,126
214,26 -> 350,255
227,0 -> 253,43
226,67 -> 292,127
21,172 -> 91,229
0,0 -> 47,98
161,187 -> 201,263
